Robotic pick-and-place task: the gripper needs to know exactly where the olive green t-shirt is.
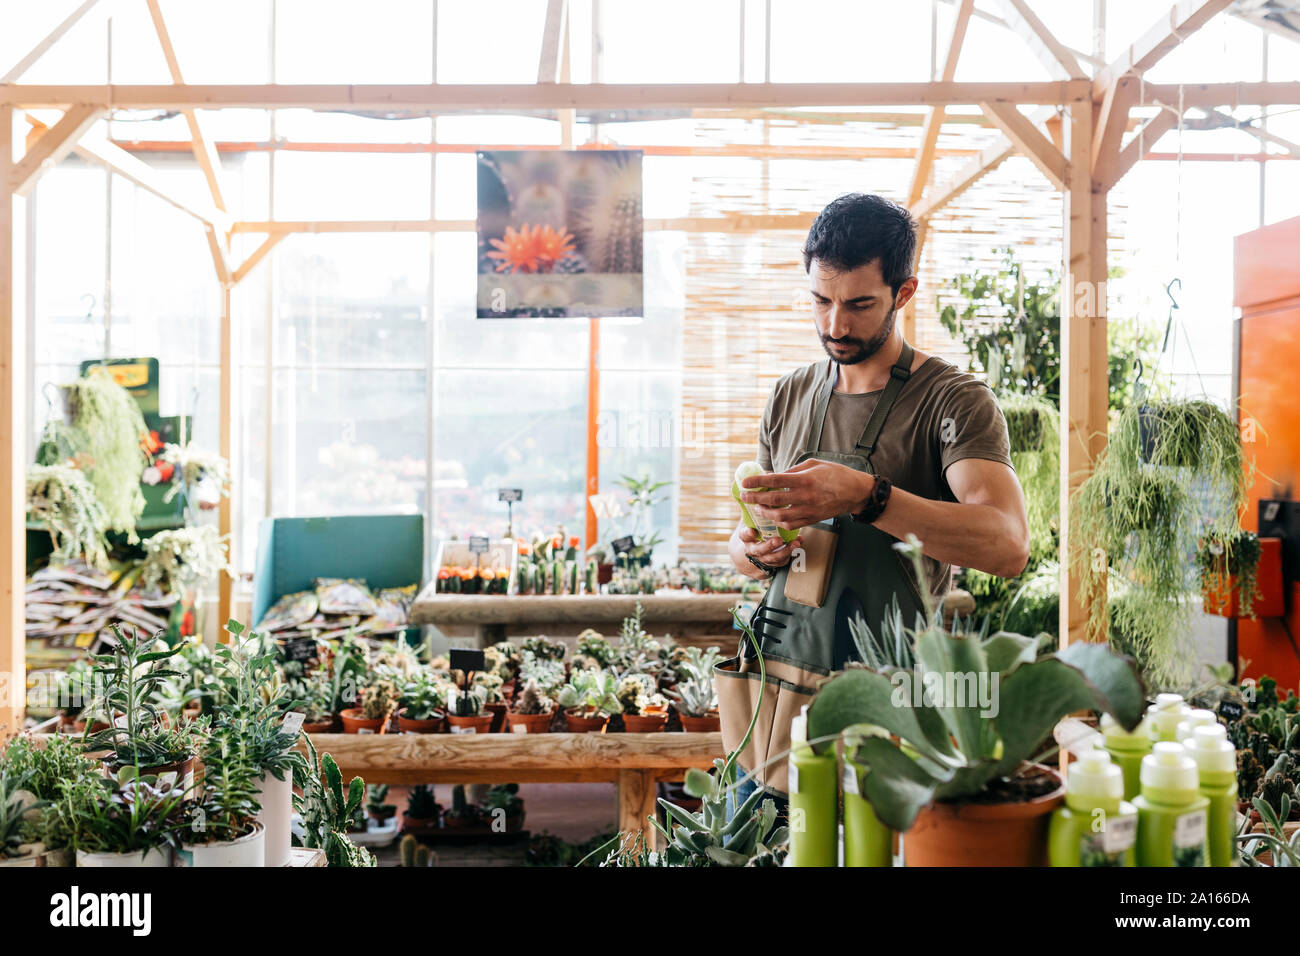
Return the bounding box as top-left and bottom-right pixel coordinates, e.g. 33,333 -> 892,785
756,355 -> 1013,602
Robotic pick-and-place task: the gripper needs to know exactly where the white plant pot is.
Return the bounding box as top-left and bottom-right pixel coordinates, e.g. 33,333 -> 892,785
76,847 -> 172,867
0,852 -> 41,867
255,770 -> 293,867
176,823 -> 265,867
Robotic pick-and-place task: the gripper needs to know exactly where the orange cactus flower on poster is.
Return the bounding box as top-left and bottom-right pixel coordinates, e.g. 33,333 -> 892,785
533,225 -> 576,270
486,223 -> 576,274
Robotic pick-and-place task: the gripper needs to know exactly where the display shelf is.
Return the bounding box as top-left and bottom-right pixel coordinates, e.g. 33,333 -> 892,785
302,731 -> 723,843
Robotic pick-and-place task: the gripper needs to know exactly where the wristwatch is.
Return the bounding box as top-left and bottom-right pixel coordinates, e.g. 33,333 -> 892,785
746,553 -> 779,579
852,475 -> 892,525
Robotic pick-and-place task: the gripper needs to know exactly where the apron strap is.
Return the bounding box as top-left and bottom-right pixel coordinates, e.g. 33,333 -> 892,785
854,341 -> 914,459
804,360 -> 836,457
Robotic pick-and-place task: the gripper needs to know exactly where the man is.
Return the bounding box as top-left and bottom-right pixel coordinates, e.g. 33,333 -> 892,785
718,193 -> 1030,820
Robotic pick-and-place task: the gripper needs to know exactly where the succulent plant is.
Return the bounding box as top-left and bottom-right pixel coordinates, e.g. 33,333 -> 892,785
360,678 -> 400,721
557,669 -> 622,717
405,784 -> 438,820
513,679 -> 554,716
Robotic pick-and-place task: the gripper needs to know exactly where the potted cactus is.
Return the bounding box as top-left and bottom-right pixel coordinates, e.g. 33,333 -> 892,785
617,674 -> 669,732
443,784 -> 481,830
668,647 -> 721,732
341,677 -> 399,734
557,669 -> 622,732
505,680 -> 557,734
396,670 -> 447,733
398,832 -> 433,867
482,784 -> 525,832
401,784 -> 440,834
366,784 -> 397,824
446,684 -> 493,734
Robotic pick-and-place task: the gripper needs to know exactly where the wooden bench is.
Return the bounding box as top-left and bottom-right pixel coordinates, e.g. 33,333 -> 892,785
303,731 -> 724,845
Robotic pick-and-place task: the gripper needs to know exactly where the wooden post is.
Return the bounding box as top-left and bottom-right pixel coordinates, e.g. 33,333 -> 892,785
1,106 -> 27,737
617,768 -> 659,848
1059,100 -> 1109,648
217,279 -> 234,638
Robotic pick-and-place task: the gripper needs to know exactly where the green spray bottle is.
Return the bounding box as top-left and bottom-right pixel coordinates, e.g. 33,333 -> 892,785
1101,712 -> 1150,802
1147,693 -> 1190,744
787,706 -> 837,867
1133,742 -> 1210,867
1048,749 -> 1138,867
732,461 -> 799,544
841,725 -> 893,867
1175,708 -> 1219,744
1185,724 -> 1238,867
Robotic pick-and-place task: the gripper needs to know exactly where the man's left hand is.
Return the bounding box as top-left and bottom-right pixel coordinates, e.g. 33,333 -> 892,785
739,460 -> 873,529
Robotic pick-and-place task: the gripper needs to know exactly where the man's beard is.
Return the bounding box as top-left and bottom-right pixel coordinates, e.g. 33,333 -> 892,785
820,304 -> 896,365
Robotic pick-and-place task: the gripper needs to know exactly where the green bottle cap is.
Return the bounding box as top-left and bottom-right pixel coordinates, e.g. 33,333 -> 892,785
1068,749 -> 1124,800
1140,741 -> 1199,792
1185,724 -> 1236,774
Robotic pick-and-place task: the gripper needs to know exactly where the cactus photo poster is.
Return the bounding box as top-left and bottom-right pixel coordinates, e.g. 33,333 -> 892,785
476,149 -> 643,318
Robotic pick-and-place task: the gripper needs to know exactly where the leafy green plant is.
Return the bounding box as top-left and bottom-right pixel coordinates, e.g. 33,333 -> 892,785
1239,794 -> 1300,867
804,536 -> 1145,832
405,784 -> 438,820
398,670 -> 446,720
294,738 -> 375,867
0,734 -> 99,802
0,770 -> 43,860
25,464 -> 109,569
62,768 -> 187,857
556,669 -> 622,717
576,631 -> 616,668
1197,530 -> 1262,619
616,472 -> 672,563
138,525 -> 230,597
482,783 -> 523,817
37,368 -> 148,539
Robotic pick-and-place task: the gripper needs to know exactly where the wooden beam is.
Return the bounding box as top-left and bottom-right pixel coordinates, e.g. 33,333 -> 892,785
1091,76 -> 1136,185
538,0 -> 568,84
231,214 -> 817,234
0,81 -> 1097,111
217,278 -> 234,639
231,232 -> 287,285
994,0 -> 1086,79
1138,82 -> 1300,109
619,769 -> 660,847
1060,99 -> 1109,648
909,0 -> 976,207
1,106 -> 26,738
979,102 -> 1066,190
9,105 -> 102,196
1093,0 -> 1235,96
1192,107 -> 1300,158
912,140 -> 1016,220
1,0 -> 122,84
144,0 -> 228,214
1106,105 -> 1183,189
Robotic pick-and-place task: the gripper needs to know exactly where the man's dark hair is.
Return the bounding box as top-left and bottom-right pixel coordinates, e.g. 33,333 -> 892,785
801,193 -> 917,297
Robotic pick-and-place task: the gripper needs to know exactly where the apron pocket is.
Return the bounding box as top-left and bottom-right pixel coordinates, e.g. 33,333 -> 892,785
714,657 -> 777,788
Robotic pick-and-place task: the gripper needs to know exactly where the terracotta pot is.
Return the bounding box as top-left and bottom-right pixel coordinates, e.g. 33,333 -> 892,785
564,710 -> 609,733
447,713 -> 494,735
506,709 -> 555,734
302,716 -> 338,734
485,701 -> 508,733
396,708 -> 446,734
597,562 -> 614,585
401,812 -> 438,834
443,813 -> 478,830
679,712 -> 722,733
623,712 -> 669,733
904,765 -> 1065,867
339,708 -> 387,734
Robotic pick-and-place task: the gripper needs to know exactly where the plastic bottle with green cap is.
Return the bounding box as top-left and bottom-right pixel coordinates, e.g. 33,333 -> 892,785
1147,693 -> 1190,744
1175,708 -> 1219,744
1133,741 -> 1210,867
1184,724 -> 1238,867
1101,712 -> 1150,801
731,461 -> 799,544
1048,749 -> 1138,867
787,706 -> 837,867
841,725 -> 893,867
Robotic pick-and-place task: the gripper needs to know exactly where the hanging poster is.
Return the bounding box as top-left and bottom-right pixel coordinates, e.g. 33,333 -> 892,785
476,149 -> 643,318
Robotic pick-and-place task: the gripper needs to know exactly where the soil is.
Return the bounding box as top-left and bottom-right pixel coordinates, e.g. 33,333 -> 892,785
958,766 -> 1060,806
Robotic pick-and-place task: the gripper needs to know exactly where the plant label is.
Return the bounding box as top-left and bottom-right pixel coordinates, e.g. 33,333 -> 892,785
451,725 -> 476,734
498,488 -> 523,502
357,728 -> 375,735
1217,700 -> 1244,722
788,762 -> 799,794
1101,815 -> 1137,854
281,711 -> 305,737
612,535 -> 635,554
512,724 -> 528,734
449,648 -> 487,674
841,763 -> 858,795
468,535 -> 490,554
281,636 -> 317,663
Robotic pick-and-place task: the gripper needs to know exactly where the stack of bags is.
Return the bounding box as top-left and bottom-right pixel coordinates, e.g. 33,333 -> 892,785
258,578 -> 418,641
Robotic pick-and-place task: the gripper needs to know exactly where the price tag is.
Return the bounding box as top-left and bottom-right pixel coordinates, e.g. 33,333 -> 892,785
1217,699 -> 1245,722
498,488 -> 523,503
468,535 -> 490,555
281,712 -> 305,737
281,636 -> 317,663
841,763 -> 859,795
612,535 -> 635,555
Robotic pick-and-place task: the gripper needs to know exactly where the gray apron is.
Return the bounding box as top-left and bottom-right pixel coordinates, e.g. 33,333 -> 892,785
715,343 -> 927,796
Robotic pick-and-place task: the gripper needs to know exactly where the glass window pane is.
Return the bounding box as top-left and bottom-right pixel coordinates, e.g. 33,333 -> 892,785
274,152 -> 431,220
34,161 -> 108,366
277,0 -> 433,83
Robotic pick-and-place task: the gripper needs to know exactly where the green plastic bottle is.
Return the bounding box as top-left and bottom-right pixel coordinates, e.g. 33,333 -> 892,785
841,726 -> 892,867
1048,749 -> 1138,867
1133,742 -> 1210,867
732,461 -> 799,544
1185,724 -> 1239,867
1175,708 -> 1219,744
787,707 -> 837,867
1101,712 -> 1150,802
1147,693 -> 1190,744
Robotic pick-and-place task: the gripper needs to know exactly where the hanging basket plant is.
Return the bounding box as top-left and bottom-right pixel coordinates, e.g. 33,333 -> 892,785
1000,392 -> 1050,454
1197,530 -> 1262,619
25,463 -> 110,568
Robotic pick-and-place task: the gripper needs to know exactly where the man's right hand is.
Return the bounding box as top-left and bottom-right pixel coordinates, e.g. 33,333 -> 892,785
731,525 -> 803,579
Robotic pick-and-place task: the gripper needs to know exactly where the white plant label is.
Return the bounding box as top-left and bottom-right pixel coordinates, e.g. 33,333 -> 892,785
788,761 -> 799,794
1102,815 -> 1137,854
841,763 -> 858,795
512,724 -> 528,734
357,728 -> 375,735
451,726 -> 476,735
281,712 -> 305,737
1174,810 -> 1207,849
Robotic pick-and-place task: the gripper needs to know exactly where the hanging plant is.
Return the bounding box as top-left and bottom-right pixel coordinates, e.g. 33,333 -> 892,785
25,464 -> 110,568
154,443 -> 231,508
138,525 -> 230,596
39,368 -> 148,540
998,392 -> 1059,559
1197,530 -> 1262,619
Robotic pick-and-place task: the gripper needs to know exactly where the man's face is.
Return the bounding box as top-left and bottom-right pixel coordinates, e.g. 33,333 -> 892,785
809,257 -> 908,366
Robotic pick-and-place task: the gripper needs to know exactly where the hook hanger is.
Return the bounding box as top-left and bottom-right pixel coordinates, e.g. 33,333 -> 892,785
1160,277 -> 1182,356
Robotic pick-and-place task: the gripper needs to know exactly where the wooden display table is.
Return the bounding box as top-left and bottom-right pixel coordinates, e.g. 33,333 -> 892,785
303,731 -> 724,844
409,590 -> 748,646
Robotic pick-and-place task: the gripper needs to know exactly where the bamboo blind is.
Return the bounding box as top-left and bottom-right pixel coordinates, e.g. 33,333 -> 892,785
677,113 -> 1127,561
